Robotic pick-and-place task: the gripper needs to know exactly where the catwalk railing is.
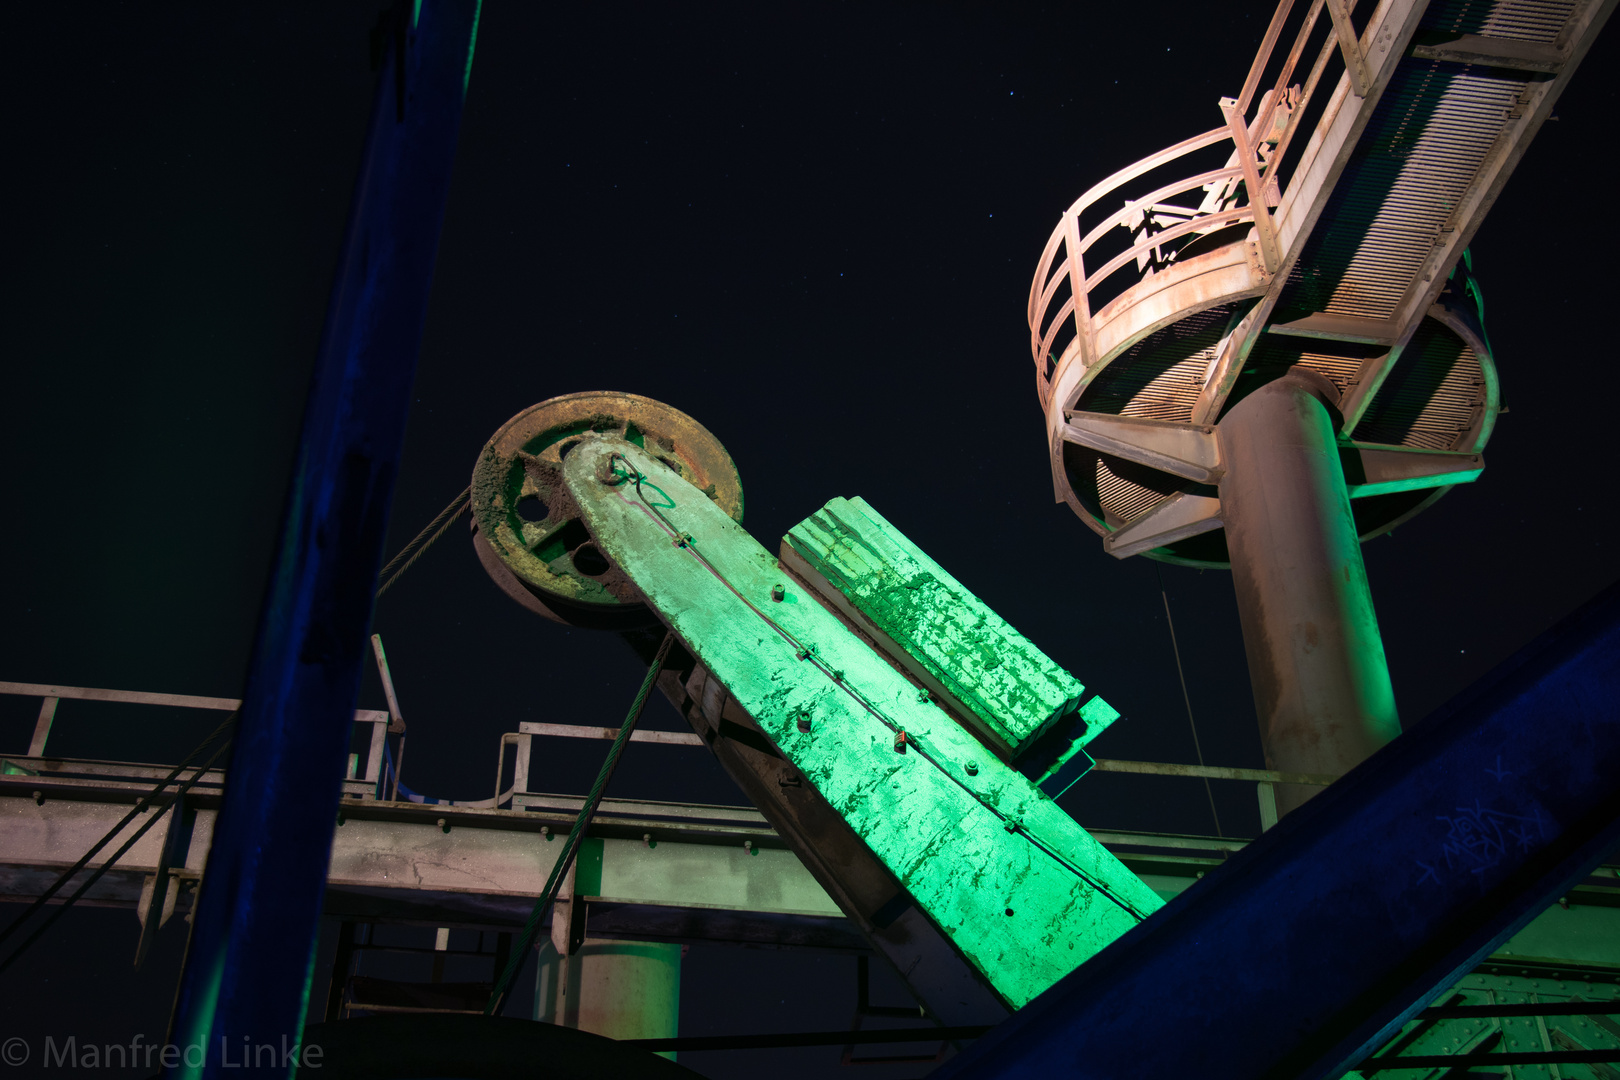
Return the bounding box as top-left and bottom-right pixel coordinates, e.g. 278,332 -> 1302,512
1028,0 -> 1371,404
0,679 -> 1332,826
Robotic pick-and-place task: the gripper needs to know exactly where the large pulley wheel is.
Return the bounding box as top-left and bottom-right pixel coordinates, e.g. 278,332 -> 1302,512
470,392 -> 744,628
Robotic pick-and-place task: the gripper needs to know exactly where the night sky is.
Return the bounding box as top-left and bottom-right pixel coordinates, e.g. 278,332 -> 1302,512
2,2 -> 1616,1077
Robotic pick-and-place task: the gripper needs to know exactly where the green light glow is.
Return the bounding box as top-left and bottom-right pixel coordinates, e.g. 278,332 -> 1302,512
567,439 -> 1163,1009
173,951 -> 225,1080
1345,468 -> 1482,498
784,497 -> 1086,758
463,0 -> 482,97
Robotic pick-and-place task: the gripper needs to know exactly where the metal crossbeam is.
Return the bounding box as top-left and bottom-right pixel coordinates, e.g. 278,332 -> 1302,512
937,581 -> 1620,1080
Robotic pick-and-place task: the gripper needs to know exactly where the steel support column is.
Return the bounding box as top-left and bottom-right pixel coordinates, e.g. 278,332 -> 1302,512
937,580 -> 1620,1080
1218,374 -> 1400,813
536,940 -> 682,1054
164,3 -> 480,1074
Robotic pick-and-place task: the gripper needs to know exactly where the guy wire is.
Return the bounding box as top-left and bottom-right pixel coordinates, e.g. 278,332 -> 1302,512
1155,561 -> 1222,837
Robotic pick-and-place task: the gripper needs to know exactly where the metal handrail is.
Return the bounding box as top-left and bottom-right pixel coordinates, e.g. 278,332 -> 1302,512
1029,0 -> 1370,407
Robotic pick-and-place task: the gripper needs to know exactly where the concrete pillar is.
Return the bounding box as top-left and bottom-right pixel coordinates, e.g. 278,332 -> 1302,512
1216,373 -> 1400,815
534,940 -> 681,1057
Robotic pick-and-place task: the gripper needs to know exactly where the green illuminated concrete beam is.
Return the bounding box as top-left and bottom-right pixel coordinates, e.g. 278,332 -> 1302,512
564,438 -> 1163,1010
782,497 -> 1092,760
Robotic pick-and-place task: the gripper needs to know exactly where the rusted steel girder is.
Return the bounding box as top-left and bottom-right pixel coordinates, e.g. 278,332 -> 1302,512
936,580 -> 1620,1080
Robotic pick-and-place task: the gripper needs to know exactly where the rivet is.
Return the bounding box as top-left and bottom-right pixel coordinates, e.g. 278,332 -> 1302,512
643,833 -> 656,849
541,825 -> 553,841
32,790 -> 44,806
744,840 -> 758,856
437,817 -> 451,834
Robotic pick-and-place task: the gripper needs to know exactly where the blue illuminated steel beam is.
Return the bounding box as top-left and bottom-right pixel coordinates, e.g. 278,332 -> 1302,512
939,581 -> 1620,1080
164,3 -> 481,1075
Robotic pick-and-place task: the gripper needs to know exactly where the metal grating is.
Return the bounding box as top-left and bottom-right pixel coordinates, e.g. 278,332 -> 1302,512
1294,350 -> 1364,393
1421,0 -> 1578,42
1280,61 -> 1528,321
1096,457 -> 1182,524
1080,305 -> 1234,422
1243,336 -> 1378,397
1353,318 -> 1483,449
1079,305 -> 1235,525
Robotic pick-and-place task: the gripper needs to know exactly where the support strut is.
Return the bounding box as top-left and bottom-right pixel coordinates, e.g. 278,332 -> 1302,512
1218,374 -> 1400,814
164,3 -> 480,1072
937,579 -> 1620,1080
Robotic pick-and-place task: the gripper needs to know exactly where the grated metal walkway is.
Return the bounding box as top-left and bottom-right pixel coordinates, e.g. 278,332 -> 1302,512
1028,0 -> 1613,563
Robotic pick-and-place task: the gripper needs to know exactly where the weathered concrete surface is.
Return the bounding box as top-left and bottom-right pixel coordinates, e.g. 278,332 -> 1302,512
565,437 -> 1163,1010
783,496 -> 1089,759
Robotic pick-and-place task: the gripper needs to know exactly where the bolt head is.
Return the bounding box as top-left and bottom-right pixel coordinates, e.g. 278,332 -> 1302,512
771,584 -> 785,602
965,761 -> 980,776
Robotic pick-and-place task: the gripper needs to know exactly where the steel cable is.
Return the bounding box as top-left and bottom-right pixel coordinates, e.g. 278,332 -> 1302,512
1155,562 -> 1223,837
0,710 -> 237,952
485,631 -> 676,1015
0,723 -> 236,975
375,486 -> 471,599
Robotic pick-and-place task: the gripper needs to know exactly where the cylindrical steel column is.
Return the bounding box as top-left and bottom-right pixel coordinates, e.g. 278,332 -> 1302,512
1217,374 -> 1400,814
535,940 -> 681,1059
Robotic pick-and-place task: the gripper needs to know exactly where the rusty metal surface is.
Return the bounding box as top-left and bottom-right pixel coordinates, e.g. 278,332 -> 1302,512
1021,0 -> 1608,565
469,392 -> 743,627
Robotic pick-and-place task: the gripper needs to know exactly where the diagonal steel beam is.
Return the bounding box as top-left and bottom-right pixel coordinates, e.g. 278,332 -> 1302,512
938,580 -> 1620,1080
163,2 -> 482,1074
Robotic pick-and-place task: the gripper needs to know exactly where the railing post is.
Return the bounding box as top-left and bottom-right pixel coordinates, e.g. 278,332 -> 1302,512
27,697 -> 57,757
1219,97 -> 1283,274
514,733 -> 532,795
1257,782 -> 1279,832
1062,209 -> 1093,369
1324,0 -> 1373,96
367,718 -> 389,794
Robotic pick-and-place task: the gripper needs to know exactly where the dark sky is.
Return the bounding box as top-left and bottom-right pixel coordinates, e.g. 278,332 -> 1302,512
2,2 -> 1616,1075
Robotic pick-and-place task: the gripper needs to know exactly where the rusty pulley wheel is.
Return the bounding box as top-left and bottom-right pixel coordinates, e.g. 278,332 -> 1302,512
470,392 -> 744,628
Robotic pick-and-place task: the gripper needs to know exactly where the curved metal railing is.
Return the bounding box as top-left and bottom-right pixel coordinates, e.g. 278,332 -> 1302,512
1029,0 -> 1368,407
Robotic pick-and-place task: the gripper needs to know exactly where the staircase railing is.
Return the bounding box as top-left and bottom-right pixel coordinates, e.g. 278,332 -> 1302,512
1029,0 -> 1379,406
